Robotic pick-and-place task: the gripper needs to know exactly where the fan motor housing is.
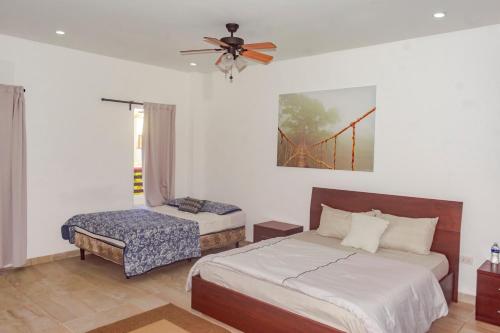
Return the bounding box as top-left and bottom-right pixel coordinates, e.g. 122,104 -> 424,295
226,23 -> 239,33
221,36 -> 244,47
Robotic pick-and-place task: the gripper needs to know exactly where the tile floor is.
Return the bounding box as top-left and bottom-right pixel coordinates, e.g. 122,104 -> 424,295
0,254 -> 498,333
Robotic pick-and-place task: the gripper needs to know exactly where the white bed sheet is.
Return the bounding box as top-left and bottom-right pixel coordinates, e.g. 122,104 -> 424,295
150,205 -> 245,236
74,205 -> 246,248
196,231 -> 449,333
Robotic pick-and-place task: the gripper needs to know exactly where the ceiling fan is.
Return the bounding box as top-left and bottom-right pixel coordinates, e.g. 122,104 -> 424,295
180,23 -> 277,81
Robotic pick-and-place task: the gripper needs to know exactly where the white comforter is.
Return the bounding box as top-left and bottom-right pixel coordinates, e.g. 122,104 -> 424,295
187,237 -> 448,333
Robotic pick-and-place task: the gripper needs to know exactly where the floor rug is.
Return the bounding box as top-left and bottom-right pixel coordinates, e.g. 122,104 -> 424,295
87,303 -> 230,333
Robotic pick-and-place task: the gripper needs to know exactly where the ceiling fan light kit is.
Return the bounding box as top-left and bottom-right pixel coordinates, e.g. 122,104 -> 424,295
180,23 -> 276,82
216,53 -> 234,73
234,56 -> 247,72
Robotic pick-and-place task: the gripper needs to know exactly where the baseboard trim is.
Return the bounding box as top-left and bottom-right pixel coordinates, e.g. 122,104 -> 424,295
458,292 -> 475,305
24,249 -> 81,267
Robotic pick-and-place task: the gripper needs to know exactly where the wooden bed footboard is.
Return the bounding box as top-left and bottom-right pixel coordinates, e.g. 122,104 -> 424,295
191,272 -> 454,333
191,274 -> 343,333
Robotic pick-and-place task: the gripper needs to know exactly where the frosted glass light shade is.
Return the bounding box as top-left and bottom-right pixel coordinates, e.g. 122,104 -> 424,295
234,56 -> 247,72
216,53 -> 234,73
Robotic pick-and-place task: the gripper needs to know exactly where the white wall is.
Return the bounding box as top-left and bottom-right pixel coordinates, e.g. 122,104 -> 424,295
191,24 -> 500,295
0,34 -> 192,258
2,24 -> 499,296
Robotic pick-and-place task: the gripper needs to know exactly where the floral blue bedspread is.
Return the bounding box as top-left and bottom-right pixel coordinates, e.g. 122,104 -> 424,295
61,209 -> 200,277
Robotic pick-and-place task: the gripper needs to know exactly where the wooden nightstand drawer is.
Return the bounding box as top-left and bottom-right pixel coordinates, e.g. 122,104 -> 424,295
476,261 -> 500,326
254,226 -> 286,239
476,296 -> 500,326
254,227 -> 285,242
254,233 -> 275,242
477,274 -> 500,299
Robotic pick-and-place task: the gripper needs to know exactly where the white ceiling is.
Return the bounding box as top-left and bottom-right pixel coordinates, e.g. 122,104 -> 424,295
1,0 -> 499,72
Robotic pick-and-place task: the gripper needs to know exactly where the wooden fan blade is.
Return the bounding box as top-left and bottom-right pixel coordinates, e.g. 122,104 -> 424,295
242,42 -> 277,50
240,49 -> 274,64
180,48 -> 223,54
204,37 -> 230,48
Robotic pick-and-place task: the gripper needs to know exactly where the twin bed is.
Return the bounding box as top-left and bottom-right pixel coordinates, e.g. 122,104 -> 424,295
61,201 -> 246,277
188,188 -> 463,333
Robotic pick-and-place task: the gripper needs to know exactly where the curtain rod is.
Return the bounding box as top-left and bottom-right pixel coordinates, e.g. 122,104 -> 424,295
101,98 -> 144,110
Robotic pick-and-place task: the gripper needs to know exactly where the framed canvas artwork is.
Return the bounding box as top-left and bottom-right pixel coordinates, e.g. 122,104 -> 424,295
277,86 -> 376,171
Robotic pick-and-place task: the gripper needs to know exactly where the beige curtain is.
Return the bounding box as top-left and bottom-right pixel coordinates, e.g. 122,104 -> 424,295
0,84 -> 27,268
142,102 -> 175,207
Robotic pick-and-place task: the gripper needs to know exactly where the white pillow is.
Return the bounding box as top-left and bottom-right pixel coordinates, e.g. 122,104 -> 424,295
316,204 -> 379,239
341,213 -> 389,253
378,213 -> 438,255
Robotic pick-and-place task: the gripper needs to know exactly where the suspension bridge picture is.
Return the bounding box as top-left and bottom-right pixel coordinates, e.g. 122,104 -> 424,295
277,86 -> 376,171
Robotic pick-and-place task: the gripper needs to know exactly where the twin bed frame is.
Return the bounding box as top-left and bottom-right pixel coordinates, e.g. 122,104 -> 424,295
191,187 -> 463,333
76,226 -> 245,271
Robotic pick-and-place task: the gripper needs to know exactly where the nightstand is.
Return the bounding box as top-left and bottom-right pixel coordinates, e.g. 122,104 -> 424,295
253,221 -> 303,242
476,260 -> 500,326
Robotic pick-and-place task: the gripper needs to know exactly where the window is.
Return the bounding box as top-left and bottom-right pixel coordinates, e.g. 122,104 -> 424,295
133,108 -> 144,205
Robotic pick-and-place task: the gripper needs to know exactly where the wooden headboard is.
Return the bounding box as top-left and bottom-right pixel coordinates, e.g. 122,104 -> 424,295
310,187 -> 463,302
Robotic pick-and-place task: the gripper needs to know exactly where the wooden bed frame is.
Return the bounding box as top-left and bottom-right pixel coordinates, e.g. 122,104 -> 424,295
191,187 -> 463,333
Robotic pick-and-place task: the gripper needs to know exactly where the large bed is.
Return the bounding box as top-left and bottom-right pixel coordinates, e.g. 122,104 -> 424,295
188,188 -> 462,333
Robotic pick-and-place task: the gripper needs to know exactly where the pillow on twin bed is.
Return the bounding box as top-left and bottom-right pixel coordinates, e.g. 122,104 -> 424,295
178,197 -> 205,214
378,213 -> 439,255
316,204 -> 379,239
341,213 -> 389,253
166,198 -> 183,207
200,201 -> 241,215
167,197 -> 241,215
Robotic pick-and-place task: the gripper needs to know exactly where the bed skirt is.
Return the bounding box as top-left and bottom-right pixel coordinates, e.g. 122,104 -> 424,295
74,226 -> 246,266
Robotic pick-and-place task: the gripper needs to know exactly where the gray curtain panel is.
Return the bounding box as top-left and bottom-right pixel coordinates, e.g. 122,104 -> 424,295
142,102 -> 175,207
0,84 -> 27,268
